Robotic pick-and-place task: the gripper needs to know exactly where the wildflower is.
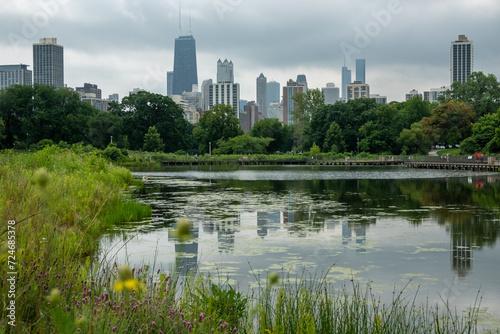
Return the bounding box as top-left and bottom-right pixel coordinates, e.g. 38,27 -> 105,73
47,288 -> 61,304
268,272 -> 279,285
114,265 -> 146,292
199,312 -> 205,322
171,218 -> 193,241
32,168 -> 50,188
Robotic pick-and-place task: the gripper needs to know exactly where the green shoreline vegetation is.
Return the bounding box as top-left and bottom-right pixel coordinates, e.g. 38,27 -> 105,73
0,146 -> 495,333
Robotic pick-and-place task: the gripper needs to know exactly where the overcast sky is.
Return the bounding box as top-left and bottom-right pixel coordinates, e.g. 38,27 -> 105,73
2,0 -> 500,103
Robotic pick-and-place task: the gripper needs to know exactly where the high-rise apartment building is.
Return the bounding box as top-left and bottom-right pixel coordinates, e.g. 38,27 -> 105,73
217,59 -> 234,83
0,64 -> 32,90
172,35 -> 198,95
341,66 -> 351,100
282,79 -> 306,125
370,94 -> 387,105
322,83 -> 340,105
267,81 -> 280,107
451,35 -> 473,84
109,93 -> 119,103
76,83 -> 102,99
33,38 -> 64,88
208,82 -> 240,117
405,89 -> 421,101
356,59 -> 366,84
346,81 -> 370,101
423,86 -> 450,103
209,60 -> 240,116
256,73 -> 267,118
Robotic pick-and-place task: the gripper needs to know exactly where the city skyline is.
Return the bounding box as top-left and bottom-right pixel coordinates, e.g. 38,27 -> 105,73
1,0 -> 499,103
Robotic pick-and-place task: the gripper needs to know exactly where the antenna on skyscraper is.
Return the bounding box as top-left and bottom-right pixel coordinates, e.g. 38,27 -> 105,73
178,0 -> 182,35
189,7 -> 192,35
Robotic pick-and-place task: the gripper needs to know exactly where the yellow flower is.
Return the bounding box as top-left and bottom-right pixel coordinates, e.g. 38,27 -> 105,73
125,279 -> 140,290
114,281 -> 124,292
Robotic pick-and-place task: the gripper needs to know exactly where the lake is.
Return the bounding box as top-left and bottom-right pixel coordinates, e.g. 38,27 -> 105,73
99,165 -> 500,327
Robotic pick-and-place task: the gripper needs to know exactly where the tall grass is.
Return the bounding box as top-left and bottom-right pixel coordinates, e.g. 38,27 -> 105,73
0,146 -> 151,331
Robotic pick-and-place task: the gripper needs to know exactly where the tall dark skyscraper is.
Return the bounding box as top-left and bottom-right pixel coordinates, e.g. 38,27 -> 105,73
172,35 -> 198,95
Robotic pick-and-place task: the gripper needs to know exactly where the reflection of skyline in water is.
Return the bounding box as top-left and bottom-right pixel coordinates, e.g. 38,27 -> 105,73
101,167 -> 500,317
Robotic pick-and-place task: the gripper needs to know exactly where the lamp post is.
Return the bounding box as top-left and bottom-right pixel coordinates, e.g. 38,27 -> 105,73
209,142 -> 212,156
357,137 -> 359,155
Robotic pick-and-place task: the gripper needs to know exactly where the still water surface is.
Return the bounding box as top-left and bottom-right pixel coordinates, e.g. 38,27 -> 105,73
100,165 -> 500,323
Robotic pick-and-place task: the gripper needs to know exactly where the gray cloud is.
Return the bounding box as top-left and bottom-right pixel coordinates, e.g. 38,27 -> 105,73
1,0 -> 499,103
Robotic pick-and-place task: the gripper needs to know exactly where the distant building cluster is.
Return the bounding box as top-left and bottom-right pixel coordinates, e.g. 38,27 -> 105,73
2,34 -> 474,128
1,38 -> 118,111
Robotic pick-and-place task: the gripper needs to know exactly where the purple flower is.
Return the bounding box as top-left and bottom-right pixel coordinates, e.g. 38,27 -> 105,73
199,312 -> 205,322
112,326 -> 117,331
151,321 -> 156,327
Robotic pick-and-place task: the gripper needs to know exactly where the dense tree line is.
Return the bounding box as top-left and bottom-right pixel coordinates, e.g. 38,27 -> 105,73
1,71 -> 499,155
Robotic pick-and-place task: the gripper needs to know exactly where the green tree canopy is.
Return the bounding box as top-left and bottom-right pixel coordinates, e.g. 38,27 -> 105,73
460,107 -> 500,154
359,104 -> 404,154
400,95 -> 432,127
421,100 -> 475,146
308,98 -> 377,153
292,88 -> 325,150
250,118 -> 291,153
0,84 -> 97,149
449,72 -> 500,119
213,133 -> 273,155
88,112 -> 124,149
323,121 -> 345,153
398,122 -> 431,155
143,126 -> 165,152
193,104 -> 243,154
110,91 -> 190,152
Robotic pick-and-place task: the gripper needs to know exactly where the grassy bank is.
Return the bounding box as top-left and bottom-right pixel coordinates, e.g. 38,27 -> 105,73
0,147 -> 492,333
0,146 -> 151,331
121,151 -> 389,167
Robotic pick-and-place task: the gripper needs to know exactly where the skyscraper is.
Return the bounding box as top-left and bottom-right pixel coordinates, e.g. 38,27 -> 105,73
217,59 -> 234,83
166,71 -> 174,97
201,79 -> 213,111
341,66 -> 351,100
296,74 -> 308,91
256,73 -> 267,118
451,34 -> 473,84
0,64 -> 32,90
267,81 -> 280,107
172,35 -> 198,95
322,83 -> 340,105
356,59 -> 366,84
33,38 -> 64,88
283,79 -> 306,125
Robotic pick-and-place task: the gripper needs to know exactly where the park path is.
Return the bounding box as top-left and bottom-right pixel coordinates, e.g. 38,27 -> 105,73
428,149 -> 439,156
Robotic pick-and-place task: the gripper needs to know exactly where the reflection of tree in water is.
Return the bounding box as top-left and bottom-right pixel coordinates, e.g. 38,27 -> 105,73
399,176 -> 500,277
